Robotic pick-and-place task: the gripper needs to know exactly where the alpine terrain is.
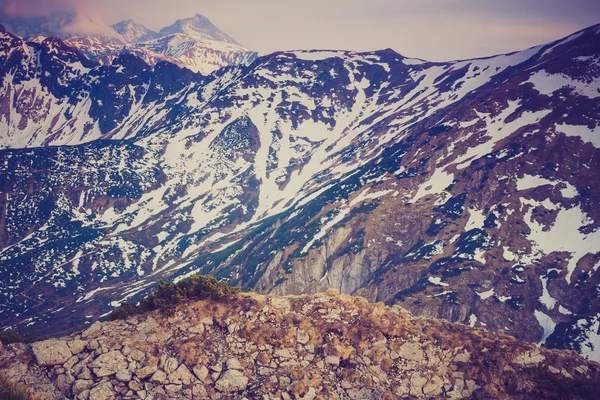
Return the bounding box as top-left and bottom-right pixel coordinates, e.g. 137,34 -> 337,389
0,12 -> 258,74
0,16 -> 600,366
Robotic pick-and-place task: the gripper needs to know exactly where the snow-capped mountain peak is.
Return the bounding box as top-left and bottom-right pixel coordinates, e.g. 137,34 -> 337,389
110,19 -> 158,43
157,13 -> 240,45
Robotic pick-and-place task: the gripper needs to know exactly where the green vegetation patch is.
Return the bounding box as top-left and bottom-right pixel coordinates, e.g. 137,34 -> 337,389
110,274 -> 240,319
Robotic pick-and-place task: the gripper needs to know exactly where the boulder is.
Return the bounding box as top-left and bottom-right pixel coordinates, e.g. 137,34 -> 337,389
135,365 -> 158,380
68,340 -> 88,355
226,358 -> 243,370
169,364 -> 195,385
163,356 -> 179,374
116,369 -> 133,382
215,369 -> 249,392
91,351 -> 128,376
150,370 -> 167,384
89,382 -> 114,400
72,379 -> 94,396
31,339 -> 72,366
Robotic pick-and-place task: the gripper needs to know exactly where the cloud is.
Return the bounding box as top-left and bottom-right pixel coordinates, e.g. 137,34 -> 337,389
0,0 -> 76,17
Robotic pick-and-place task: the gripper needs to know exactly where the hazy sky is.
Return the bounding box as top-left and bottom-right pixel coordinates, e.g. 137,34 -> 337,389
1,0 -> 599,61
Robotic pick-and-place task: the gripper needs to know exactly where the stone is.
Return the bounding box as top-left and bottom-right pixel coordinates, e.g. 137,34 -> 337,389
398,342 -> 425,362
165,384 -> 183,393
87,340 -> 99,351
453,351 -> 471,363
32,339 -> 73,366
116,369 -> 133,382
193,384 -> 208,398
89,382 -> 114,400
91,351 -> 128,376
201,316 -> 213,325
72,379 -> 94,396
82,322 -> 103,339
325,355 -> 340,366
68,340 -> 88,355
210,363 -> 222,373
128,380 -> 143,391
136,365 -> 157,379
513,349 -> 545,367
150,370 -> 167,384
169,364 -> 195,385
64,355 -> 80,370
129,349 -> 145,362
215,370 -> 249,393
226,358 -> 243,370
297,330 -> 310,345
193,365 -> 210,383
163,357 -> 179,374
189,324 -> 205,334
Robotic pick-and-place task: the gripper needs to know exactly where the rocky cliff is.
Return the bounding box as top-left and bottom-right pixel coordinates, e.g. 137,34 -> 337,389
1,291 -> 599,399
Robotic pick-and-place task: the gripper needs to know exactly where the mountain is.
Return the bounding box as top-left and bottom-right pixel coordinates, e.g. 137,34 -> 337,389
158,14 -> 240,45
110,19 -> 158,43
0,22 -> 599,363
2,291 -> 600,399
0,13 -> 257,74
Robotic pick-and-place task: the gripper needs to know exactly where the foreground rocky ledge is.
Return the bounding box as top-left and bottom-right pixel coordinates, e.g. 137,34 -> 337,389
1,291 -> 599,399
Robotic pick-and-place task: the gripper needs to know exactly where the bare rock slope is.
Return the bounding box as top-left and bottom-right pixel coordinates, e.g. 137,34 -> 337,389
1,291 -> 599,399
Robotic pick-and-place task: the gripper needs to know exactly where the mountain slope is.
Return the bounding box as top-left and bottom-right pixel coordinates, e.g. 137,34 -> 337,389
2,291 -> 600,399
0,23 -> 599,360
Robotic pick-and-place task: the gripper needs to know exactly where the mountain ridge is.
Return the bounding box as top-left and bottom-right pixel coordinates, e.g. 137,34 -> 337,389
0,12 -> 257,74
1,291 -> 600,399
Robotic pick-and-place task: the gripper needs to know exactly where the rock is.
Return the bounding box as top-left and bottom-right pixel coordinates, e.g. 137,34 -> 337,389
116,369 -> 133,382
297,330 -> 310,345
454,351 -> 471,363
89,382 -> 114,400
398,342 -> 425,362
189,324 -> 204,334
201,316 -> 213,325
32,339 -> 73,366
193,365 -> 210,383
226,358 -> 243,370
165,383 -> 182,393
169,364 -> 195,385
87,340 -> 99,351
64,355 -> 80,370
72,379 -> 94,396
215,369 -> 249,392
135,365 -> 158,380
82,322 -> 103,339
513,349 -> 545,367
150,370 -> 167,384
325,355 -> 340,366
193,384 -> 208,398
68,340 -> 88,355
163,357 -> 179,374
91,351 -> 128,376
128,380 -> 143,391
210,363 -> 222,373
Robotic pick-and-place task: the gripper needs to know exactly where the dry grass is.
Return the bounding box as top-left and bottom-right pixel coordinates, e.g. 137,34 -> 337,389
0,374 -> 39,400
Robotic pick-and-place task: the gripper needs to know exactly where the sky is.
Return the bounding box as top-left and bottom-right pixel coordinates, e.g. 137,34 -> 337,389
1,0 -> 599,61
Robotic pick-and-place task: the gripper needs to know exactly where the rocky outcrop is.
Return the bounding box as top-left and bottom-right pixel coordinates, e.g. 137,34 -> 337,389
1,292 -> 599,399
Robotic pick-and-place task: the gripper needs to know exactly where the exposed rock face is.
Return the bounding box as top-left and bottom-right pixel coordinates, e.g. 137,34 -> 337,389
1,292 -> 599,399
31,339 -> 72,366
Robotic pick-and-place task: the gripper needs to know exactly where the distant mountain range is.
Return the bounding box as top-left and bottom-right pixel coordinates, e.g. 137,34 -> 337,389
0,12 -> 257,74
0,17 -> 599,364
